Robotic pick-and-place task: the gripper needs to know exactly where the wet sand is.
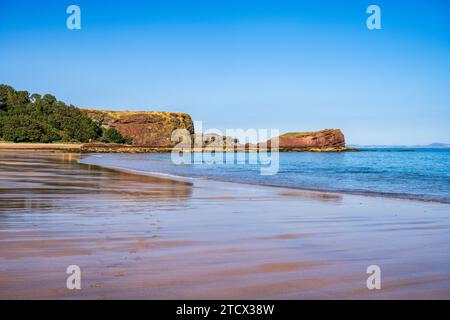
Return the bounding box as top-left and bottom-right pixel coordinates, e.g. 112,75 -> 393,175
1,150 -> 450,299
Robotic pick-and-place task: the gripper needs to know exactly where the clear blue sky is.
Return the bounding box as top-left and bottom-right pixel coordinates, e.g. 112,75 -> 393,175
1,0 -> 449,145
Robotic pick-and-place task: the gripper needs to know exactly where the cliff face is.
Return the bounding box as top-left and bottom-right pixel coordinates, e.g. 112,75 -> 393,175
82,109 -> 194,146
264,129 -> 346,150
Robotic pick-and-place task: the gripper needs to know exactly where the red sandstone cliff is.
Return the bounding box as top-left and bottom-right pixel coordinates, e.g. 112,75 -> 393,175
82,109 -> 194,146
262,129 -> 346,150
81,108 -> 348,152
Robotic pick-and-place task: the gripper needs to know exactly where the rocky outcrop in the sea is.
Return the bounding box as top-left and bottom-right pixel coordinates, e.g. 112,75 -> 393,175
82,109 -> 194,146
193,133 -> 240,149
261,129 -> 348,151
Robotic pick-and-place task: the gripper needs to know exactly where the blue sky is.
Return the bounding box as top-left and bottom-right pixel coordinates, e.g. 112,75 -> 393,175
1,0 -> 449,144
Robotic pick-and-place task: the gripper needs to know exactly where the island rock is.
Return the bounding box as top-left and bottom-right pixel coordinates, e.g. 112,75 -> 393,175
261,129 -> 347,151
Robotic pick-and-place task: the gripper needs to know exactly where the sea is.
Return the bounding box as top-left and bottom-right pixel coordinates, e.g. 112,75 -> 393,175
79,148 -> 450,203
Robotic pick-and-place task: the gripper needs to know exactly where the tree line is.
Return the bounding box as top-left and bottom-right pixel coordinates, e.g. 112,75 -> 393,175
0,84 -> 131,144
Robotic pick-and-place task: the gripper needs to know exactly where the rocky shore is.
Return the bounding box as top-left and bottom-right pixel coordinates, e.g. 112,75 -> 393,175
78,144 -> 356,153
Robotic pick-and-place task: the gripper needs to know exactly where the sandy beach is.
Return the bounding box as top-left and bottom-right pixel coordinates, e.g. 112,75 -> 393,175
0,143 -> 83,150
1,150 -> 450,299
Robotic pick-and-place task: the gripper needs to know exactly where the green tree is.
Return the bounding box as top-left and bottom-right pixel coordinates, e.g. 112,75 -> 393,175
0,84 -> 130,144
100,127 -> 132,144
1,114 -> 60,142
0,84 -> 14,111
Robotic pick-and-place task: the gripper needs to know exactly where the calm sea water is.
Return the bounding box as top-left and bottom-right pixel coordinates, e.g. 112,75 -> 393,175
80,149 -> 450,203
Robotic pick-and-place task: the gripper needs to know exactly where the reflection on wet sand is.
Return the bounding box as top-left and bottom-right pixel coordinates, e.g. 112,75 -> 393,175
0,151 -> 192,211
1,150 -> 450,299
278,191 -> 343,203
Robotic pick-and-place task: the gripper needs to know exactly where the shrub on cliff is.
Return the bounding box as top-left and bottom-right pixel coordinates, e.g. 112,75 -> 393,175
0,84 -> 129,144
100,128 -> 132,144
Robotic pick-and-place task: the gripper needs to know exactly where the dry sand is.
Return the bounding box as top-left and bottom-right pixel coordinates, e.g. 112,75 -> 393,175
0,150 -> 449,299
0,143 -> 82,150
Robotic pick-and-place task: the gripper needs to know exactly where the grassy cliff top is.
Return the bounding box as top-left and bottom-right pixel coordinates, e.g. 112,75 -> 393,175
81,108 -> 191,119
279,129 -> 343,139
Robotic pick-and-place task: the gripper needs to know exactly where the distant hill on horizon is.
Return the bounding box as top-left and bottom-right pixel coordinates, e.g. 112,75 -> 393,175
349,143 -> 450,149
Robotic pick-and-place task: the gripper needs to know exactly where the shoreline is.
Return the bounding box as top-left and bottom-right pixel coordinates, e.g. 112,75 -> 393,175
0,145 -> 446,204
78,155 -> 450,206
0,142 -> 357,153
